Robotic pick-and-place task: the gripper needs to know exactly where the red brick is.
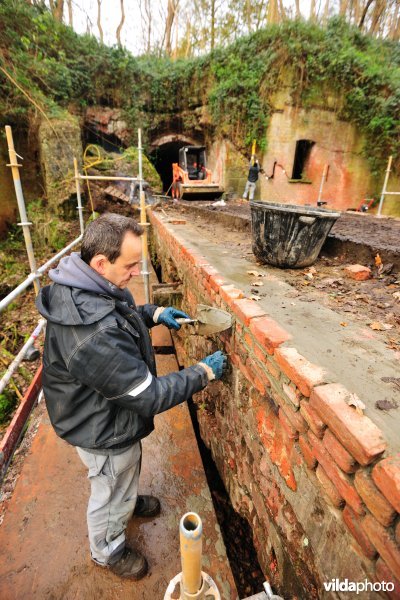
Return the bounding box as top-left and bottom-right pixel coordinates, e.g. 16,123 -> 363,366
316,465 -> 344,508
209,273 -> 227,292
244,331 -> 254,349
323,429 -> 357,473
354,470 -> 396,527
362,514 -> 400,581
342,506 -> 378,560
199,264 -> 219,279
300,401 -> 326,438
298,434 -> 317,470
275,347 -> 326,397
254,343 -> 267,364
282,382 -> 301,408
345,264 -> 371,281
278,408 -> 298,440
372,455 -> 400,513
310,383 -> 387,466
249,316 -> 292,355
375,558 -> 400,600
308,430 -> 365,515
265,359 -> 280,380
246,358 -> 270,395
219,284 -> 245,306
280,401 -> 308,434
231,298 -> 266,326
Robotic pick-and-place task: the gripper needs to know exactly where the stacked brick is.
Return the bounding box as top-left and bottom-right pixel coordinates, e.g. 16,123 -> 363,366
149,211 -> 400,598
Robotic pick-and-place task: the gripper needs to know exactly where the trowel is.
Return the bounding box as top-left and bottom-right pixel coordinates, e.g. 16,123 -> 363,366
176,304 -> 232,336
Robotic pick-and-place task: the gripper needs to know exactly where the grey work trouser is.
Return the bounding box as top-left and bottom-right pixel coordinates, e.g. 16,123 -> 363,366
76,442 -> 141,565
243,180 -> 256,200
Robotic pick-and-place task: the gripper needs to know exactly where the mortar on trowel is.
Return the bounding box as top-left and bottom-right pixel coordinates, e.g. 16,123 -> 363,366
176,304 -> 232,336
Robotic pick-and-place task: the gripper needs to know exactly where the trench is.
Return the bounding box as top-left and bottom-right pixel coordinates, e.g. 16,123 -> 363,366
152,261 -> 266,598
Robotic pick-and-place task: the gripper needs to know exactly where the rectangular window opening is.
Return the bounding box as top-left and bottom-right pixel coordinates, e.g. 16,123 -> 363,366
291,139 -> 315,181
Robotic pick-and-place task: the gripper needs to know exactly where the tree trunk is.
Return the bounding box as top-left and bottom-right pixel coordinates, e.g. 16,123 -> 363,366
116,0 -> 125,48
339,0 -> 349,16
310,0 -> 317,21
368,0 -> 386,35
97,0 -> 103,43
67,0 -> 73,26
165,0 -> 179,55
49,0 -> 64,22
295,0 -> 301,17
322,0 -> 330,24
358,0 -> 374,29
211,0 -> 216,51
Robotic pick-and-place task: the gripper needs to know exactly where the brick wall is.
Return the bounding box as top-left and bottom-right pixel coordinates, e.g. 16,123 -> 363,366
149,210 -> 400,599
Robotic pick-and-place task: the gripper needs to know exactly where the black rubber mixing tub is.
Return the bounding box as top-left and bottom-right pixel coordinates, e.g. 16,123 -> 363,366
250,201 -> 341,268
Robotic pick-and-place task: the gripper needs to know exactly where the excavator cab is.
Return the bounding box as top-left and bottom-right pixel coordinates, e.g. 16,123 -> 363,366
172,146 -> 223,200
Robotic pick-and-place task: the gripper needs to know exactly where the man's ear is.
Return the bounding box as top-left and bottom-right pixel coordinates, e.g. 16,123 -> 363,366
90,254 -> 108,276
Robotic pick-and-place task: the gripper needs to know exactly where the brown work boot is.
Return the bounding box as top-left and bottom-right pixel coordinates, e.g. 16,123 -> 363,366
109,547 -> 148,580
133,494 -> 161,518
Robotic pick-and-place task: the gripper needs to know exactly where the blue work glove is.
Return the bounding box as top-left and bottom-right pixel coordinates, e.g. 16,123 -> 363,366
200,351 -> 228,381
157,307 -> 191,330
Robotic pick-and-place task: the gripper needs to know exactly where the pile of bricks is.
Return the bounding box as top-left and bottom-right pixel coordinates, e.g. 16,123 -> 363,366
149,210 -> 400,598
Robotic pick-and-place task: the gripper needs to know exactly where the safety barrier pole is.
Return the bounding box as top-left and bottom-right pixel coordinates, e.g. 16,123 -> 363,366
5,126 -> 40,295
138,128 -> 150,303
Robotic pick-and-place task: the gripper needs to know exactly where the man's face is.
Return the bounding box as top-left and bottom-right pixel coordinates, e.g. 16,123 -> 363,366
92,231 -> 142,289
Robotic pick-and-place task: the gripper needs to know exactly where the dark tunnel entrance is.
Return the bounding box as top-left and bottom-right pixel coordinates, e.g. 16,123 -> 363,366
83,124 -> 125,154
149,140 -> 191,194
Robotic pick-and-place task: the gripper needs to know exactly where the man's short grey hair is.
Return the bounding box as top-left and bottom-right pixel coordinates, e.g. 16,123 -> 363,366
81,213 -> 143,264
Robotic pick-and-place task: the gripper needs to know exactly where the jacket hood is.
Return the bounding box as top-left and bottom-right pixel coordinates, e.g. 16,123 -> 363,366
36,252 -> 134,326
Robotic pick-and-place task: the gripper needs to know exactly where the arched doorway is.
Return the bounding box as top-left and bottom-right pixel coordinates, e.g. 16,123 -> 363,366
148,134 -> 201,194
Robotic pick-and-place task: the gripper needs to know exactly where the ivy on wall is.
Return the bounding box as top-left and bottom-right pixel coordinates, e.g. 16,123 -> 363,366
0,1 -> 398,176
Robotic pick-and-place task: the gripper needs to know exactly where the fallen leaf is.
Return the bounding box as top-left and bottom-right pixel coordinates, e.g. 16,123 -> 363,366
375,253 -> 382,267
251,281 -> 264,287
393,292 -> 400,301
369,321 -> 385,331
346,393 -> 365,415
247,270 -> 262,277
340,322 -> 348,327
250,295 -> 261,301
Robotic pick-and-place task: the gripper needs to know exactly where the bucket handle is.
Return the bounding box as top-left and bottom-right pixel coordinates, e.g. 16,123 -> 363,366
298,216 -> 316,226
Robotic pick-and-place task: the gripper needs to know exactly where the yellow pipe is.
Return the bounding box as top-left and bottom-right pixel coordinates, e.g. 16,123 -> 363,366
180,512 -> 203,596
251,139 -> 257,165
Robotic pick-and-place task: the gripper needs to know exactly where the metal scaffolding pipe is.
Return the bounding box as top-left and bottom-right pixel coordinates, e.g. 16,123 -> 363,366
138,128 -> 150,303
164,511 -> 220,600
73,158 -> 85,235
180,512 -> 203,595
0,235 -> 83,313
5,126 -> 40,295
77,174 -> 139,182
0,319 -> 46,395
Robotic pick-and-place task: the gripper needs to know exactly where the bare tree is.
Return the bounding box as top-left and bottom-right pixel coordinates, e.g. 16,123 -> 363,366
164,0 -> 179,55
116,0 -> 125,48
67,0 -> 73,26
48,0 -> 64,22
358,0 -> 374,28
97,0 -> 104,43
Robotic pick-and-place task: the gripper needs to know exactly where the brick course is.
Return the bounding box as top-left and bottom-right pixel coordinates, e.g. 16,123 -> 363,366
310,383 -> 387,466
372,455 -> 400,513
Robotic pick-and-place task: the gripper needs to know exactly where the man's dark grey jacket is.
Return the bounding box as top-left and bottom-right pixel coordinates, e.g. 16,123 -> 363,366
36,253 -> 208,452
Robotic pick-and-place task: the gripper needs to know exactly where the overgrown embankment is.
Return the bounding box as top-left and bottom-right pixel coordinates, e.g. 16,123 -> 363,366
0,0 -> 399,176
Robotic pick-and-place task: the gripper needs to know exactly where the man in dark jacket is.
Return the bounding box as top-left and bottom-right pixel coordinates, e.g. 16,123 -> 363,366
242,158 -> 261,201
36,213 -> 227,580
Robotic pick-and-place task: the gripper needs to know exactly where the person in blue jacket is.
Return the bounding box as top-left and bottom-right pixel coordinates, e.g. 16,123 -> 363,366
36,213 -> 227,581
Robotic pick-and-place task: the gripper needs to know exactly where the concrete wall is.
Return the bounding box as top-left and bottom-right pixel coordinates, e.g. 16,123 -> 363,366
149,211 -> 400,600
